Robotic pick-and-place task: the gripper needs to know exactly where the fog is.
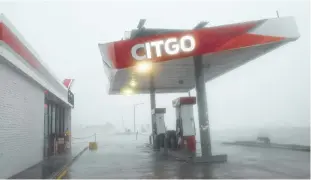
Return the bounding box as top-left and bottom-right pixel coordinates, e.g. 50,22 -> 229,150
0,0 -> 309,145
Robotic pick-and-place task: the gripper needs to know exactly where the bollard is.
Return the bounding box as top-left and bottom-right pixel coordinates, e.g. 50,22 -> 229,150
89,133 -> 98,151
89,142 -> 98,150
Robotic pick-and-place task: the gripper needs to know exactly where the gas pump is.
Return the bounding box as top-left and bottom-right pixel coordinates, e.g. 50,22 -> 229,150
151,108 -> 167,149
169,97 -> 196,155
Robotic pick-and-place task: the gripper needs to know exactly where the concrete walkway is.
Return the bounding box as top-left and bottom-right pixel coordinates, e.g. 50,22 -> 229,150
9,146 -> 87,179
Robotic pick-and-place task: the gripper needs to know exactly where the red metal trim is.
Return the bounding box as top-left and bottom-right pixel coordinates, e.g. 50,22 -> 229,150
173,97 -> 196,107
0,22 -> 40,68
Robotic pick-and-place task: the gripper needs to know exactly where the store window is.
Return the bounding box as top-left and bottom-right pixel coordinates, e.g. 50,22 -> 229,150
48,103 -> 52,135
59,107 -> 63,134
52,104 -> 55,134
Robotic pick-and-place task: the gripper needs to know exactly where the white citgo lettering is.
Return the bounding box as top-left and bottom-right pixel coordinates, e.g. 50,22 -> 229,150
164,38 -> 179,55
131,44 -> 146,61
150,40 -> 164,57
145,42 -> 152,59
180,35 -> 195,52
131,35 -> 196,61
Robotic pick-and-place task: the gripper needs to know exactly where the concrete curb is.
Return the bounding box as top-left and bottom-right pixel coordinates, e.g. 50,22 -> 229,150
49,146 -> 88,179
222,142 -> 310,152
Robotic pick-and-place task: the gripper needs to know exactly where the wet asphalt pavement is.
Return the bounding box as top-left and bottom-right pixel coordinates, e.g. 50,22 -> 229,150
68,134 -> 310,179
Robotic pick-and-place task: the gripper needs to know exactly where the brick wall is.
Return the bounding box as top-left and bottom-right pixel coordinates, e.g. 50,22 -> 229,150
0,60 -> 44,178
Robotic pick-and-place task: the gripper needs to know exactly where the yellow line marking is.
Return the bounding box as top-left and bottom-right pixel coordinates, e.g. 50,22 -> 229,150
56,168 -> 68,179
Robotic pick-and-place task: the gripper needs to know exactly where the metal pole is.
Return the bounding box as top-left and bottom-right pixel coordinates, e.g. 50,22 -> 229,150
134,106 -> 136,134
193,55 -> 212,157
150,72 -> 157,149
122,116 -> 124,132
133,103 -> 143,139
94,133 -> 96,142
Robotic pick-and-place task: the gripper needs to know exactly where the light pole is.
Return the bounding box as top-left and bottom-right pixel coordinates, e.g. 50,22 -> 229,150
133,103 -> 144,134
122,116 -> 124,132
120,115 -> 125,132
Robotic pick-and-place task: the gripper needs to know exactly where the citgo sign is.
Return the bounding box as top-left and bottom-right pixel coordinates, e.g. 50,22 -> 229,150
131,35 -> 196,61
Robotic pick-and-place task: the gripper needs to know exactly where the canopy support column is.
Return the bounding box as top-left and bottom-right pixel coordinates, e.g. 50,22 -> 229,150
150,71 -> 158,149
193,55 -> 212,156
193,55 -> 227,163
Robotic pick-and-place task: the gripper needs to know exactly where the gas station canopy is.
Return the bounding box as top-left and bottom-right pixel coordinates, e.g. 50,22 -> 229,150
98,17 -> 299,94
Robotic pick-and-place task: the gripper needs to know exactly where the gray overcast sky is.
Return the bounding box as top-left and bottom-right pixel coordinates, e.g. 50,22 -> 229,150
0,0 -> 309,131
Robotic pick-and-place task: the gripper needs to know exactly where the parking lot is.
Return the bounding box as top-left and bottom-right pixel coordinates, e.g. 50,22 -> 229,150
67,134 -> 310,179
